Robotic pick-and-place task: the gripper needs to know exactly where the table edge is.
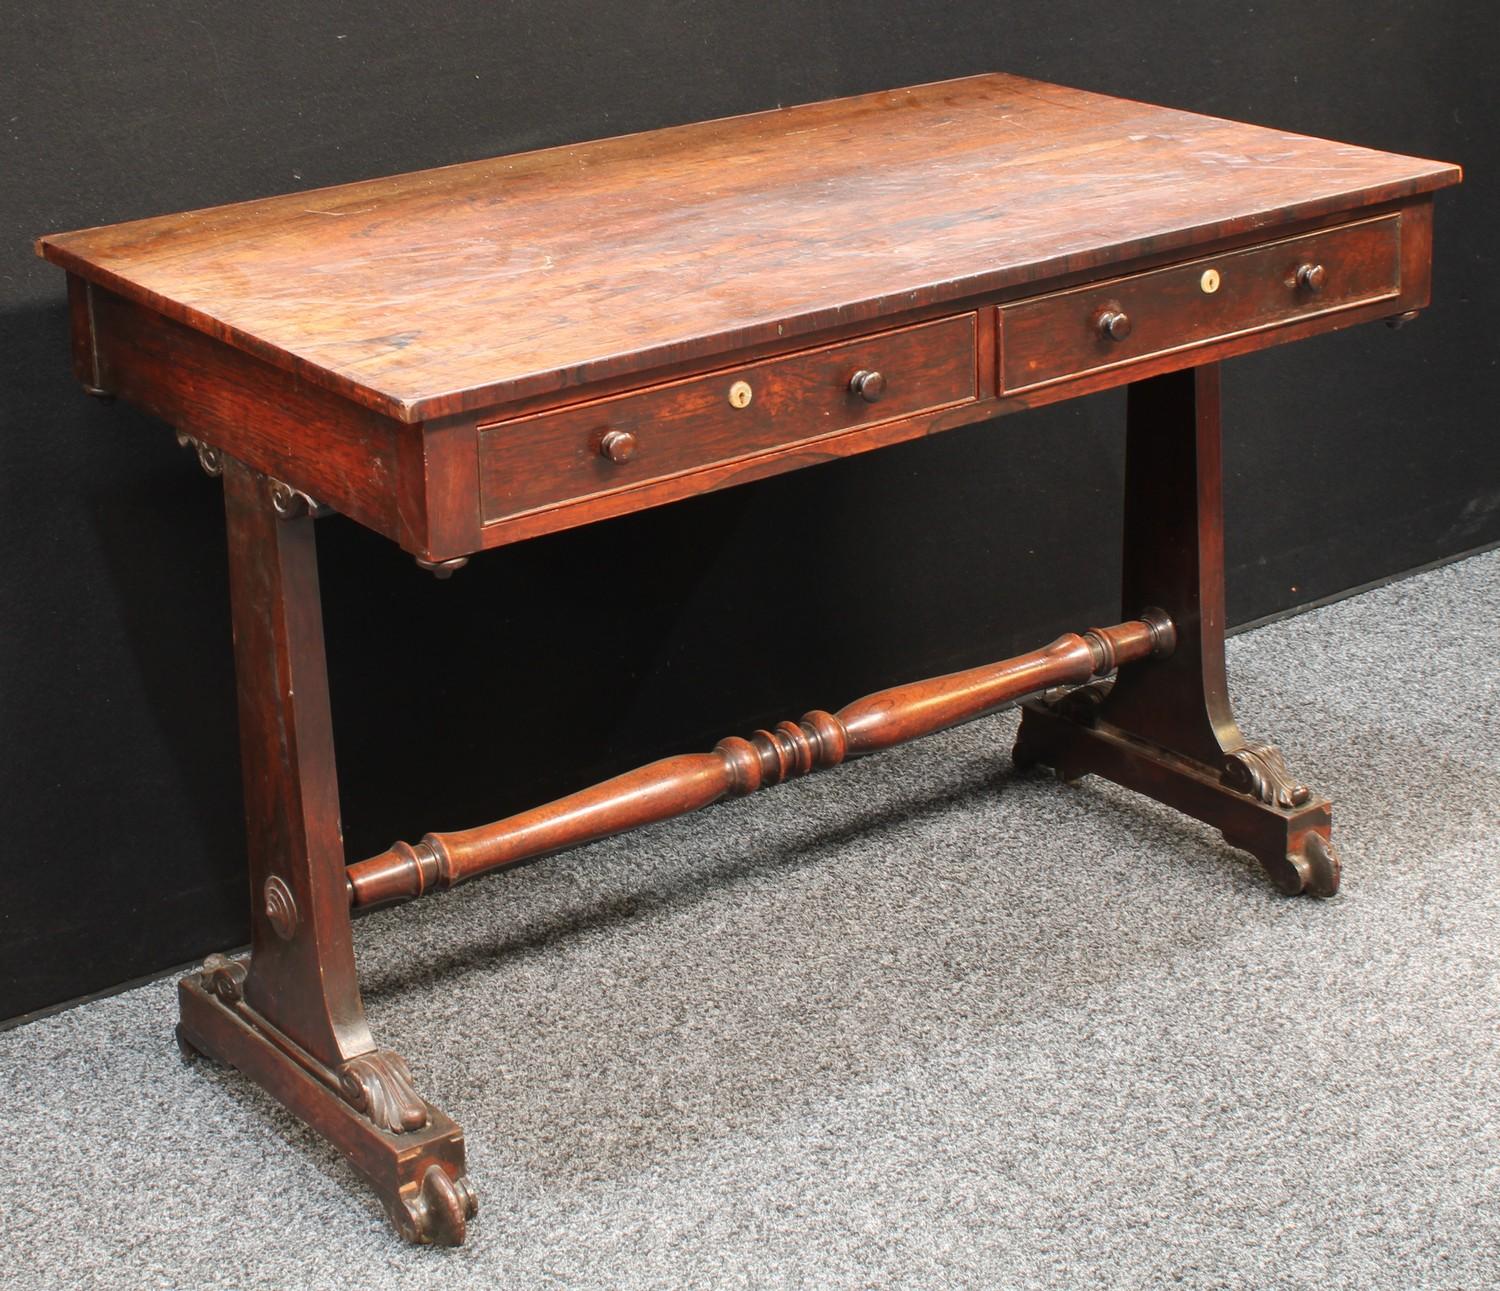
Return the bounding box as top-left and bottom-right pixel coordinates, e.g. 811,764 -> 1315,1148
34,80 -> 1462,427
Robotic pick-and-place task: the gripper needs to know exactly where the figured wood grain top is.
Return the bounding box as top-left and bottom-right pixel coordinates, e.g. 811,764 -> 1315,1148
38,73 -> 1459,423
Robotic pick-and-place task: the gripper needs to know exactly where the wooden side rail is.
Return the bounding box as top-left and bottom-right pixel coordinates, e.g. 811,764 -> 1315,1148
346,611 -> 1176,909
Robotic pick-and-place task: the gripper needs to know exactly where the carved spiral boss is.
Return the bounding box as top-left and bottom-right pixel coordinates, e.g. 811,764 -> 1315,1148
346,611 -> 1175,909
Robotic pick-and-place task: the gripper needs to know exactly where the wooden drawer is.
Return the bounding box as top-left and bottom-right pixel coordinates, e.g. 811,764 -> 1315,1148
998,214 -> 1403,394
479,314 -> 977,523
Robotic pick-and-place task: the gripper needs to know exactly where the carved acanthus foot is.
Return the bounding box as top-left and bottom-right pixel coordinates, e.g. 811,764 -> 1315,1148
1221,743 -> 1311,809
394,1165 -> 480,1246
338,1050 -> 430,1134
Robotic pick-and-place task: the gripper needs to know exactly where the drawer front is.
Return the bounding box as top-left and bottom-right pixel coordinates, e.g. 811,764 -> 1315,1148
998,214 -> 1402,394
479,314 -> 976,523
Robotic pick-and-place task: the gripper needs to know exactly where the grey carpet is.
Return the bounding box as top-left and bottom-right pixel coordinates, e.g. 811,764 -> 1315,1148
3,550 -> 1498,1290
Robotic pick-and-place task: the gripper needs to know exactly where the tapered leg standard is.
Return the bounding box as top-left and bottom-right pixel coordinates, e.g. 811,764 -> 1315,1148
1013,364 -> 1341,895
175,457 -> 477,1244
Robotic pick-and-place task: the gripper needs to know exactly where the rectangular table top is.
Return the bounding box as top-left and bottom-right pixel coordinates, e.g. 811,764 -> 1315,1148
38,73 -> 1458,424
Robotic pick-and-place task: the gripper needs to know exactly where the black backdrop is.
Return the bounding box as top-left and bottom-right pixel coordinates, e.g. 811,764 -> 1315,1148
3,3 -> 1495,1021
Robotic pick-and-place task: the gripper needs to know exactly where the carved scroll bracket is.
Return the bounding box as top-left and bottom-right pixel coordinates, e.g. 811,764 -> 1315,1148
339,1050 -> 431,1134
175,431 -> 223,477
173,436 -> 334,521
269,477 -> 332,520
1222,743 -> 1311,809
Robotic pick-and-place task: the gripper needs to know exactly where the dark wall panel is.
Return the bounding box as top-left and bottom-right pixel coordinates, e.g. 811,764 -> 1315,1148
3,2 -> 1495,1019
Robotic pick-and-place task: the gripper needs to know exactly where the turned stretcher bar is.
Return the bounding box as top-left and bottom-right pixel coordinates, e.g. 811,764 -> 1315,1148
346,611 -> 1176,909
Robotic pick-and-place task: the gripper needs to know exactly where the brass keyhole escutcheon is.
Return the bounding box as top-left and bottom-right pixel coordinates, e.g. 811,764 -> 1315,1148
1200,268 -> 1221,294
728,379 -> 753,409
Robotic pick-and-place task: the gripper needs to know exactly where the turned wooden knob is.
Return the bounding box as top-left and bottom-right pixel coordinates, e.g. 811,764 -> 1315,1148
1296,262 -> 1326,293
598,430 -> 637,463
1096,308 -> 1132,342
848,369 -> 885,402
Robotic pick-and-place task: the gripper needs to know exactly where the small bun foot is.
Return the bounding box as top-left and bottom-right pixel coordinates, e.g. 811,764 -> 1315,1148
395,1166 -> 479,1246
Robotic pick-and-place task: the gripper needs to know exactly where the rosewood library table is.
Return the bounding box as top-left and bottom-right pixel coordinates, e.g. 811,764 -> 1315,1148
39,74 -> 1460,1244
